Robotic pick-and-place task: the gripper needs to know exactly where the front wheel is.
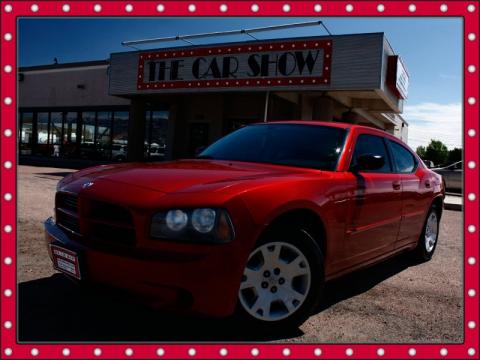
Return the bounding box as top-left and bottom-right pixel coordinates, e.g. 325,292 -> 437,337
413,204 -> 440,261
237,229 -> 324,330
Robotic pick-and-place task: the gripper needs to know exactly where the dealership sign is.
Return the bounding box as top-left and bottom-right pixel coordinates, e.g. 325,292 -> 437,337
387,55 -> 409,100
136,39 -> 332,90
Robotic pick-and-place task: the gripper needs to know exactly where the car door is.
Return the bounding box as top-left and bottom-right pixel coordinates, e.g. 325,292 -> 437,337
343,133 -> 403,265
387,139 -> 433,249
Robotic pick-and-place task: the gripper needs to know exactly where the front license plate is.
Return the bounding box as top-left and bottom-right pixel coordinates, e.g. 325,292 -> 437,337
50,244 -> 81,280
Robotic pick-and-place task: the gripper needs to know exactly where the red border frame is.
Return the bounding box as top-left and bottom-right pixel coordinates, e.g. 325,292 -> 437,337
1,1 -> 478,359
136,39 -> 332,90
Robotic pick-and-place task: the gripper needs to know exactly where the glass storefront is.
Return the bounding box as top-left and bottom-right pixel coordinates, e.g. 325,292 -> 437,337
145,110 -> 168,161
18,107 -> 169,162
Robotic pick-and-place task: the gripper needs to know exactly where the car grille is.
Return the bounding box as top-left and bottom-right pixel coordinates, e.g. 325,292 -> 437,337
55,192 -> 136,248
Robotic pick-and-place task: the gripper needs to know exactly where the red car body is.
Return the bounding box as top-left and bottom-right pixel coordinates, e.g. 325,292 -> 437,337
45,121 -> 444,318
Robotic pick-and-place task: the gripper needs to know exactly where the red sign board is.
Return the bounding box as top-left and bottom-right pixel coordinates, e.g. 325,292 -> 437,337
136,39 -> 332,91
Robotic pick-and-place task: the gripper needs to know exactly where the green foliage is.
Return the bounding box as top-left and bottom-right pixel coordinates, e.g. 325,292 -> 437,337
416,146 -> 426,159
424,139 -> 449,166
448,148 -> 462,164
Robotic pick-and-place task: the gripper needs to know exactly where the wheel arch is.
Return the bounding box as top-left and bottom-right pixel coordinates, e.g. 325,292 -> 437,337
431,195 -> 444,220
259,208 -> 327,259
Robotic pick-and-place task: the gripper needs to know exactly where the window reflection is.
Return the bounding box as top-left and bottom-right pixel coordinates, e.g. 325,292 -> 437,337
145,110 -> 168,161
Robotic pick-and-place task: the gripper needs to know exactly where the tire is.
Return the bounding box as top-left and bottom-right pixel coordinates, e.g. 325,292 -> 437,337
236,227 -> 325,331
412,204 -> 440,261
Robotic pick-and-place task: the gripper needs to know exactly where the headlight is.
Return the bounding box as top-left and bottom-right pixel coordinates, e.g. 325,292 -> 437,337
150,208 -> 234,243
165,210 -> 188,231
191,208 -> 216,233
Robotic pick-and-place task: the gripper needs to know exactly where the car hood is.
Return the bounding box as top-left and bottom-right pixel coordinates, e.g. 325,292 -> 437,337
60,160 -> 316,194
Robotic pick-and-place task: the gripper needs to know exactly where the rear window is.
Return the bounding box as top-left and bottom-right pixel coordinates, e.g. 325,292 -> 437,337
388,140 -> 417,173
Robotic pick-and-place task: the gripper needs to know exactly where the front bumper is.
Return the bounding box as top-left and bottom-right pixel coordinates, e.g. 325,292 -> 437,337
44,217 -> 249,317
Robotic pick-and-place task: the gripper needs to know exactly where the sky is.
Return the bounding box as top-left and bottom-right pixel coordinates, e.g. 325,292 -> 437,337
18,17 -> 463,149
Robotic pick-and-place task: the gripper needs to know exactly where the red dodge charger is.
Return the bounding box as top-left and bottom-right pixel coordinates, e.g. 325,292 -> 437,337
45,121 -> 444,329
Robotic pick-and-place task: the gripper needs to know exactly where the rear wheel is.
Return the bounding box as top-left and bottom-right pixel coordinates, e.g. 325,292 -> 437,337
413,204 -> 440,261
237,228 -> 324,330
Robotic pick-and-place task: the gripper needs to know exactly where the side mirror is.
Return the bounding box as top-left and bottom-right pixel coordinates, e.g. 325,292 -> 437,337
355,154 -> 385,171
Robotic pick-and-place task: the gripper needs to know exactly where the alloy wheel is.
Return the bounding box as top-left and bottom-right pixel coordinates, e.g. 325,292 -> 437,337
238,241 -> 311,322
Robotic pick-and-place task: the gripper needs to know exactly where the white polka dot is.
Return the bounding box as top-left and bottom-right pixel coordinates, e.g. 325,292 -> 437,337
4,257 -> 12,265
219,348 -> 228,356
4,33 -> 12,41
468,321 -> 476,329
188,4 -> 196,12
251,4 -> 259,12
31,348 -> 39,357
468,97 -> 476,105
62,348 -> 70,356
125,4 -> 133,12
377,348 -> 385,356
4,321 -> 12,329
377,4 -> 385,12
4,193 -> 12,201
251,348 -> 259,356
93,4 -> 101,12
468,129 -> 476,137
468,225 -> 476,233
4,4 -> 12,12
4,65 -> 12,73
188,348 -> 196,356
4,129 -> 12,137
346,4 -> 354,12
346,348 -> 353,356
94,348 -> 101,356
4,348 -> 12,356
468,289 -> 476,297
440,348 -> 448,356
314,348 -> 322,356
125,348 -> 133,356
440,4 -> 448,12
31,4 -> 39,12
468,65 -> 476,73
408,4 -> 416,12
468,257 -> 476,265
283,4 -> 291,12
468,33 -> 476,41
468,193 -> 476,201
4,161 -> 12,169
314,4 -> 322,12
219,4 -> 227,12
409,348 -> 416,356
62,4 -> 70,12
4,97 -> 12,105
156,4 -> 165,12
467,4 -> 476,12
4,225 -> 12,233
156,348 -> 165,356
4,289 -> 12,297
283,348 -> 291,356
468,161 -> 476,169
468,348 -> 476,356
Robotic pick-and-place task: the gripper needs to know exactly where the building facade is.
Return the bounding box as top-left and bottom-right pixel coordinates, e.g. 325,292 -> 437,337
18,32 -> 408,163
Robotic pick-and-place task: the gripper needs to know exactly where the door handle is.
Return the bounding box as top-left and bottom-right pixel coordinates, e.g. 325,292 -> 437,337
425,180 -> 431,188
392,181 -> 401,190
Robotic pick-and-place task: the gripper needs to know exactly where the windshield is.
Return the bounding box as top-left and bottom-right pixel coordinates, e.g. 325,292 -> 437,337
198,124 -> 348,171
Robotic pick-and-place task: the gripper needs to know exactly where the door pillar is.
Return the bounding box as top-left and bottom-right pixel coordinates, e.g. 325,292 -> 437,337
127,99 -> 146,161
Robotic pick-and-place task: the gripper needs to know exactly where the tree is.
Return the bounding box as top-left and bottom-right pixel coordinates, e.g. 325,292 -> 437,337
448,147 -> 462,164
416,146 -> 426,159
424,139 -> 449,166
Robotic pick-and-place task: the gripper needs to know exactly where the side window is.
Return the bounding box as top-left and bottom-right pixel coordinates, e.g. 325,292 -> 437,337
389,140 -> 417,173
350,134 -> 392,173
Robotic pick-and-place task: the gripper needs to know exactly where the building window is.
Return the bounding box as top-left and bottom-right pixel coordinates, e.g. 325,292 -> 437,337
112,111 -> 129,161
145,110 -> 168,161
96,111 -> 112,160
19,112 -> 34,155
80,111 -> 97,159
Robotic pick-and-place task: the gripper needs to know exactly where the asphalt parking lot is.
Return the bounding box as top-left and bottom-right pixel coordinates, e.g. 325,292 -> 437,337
17,165 -> 463,343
